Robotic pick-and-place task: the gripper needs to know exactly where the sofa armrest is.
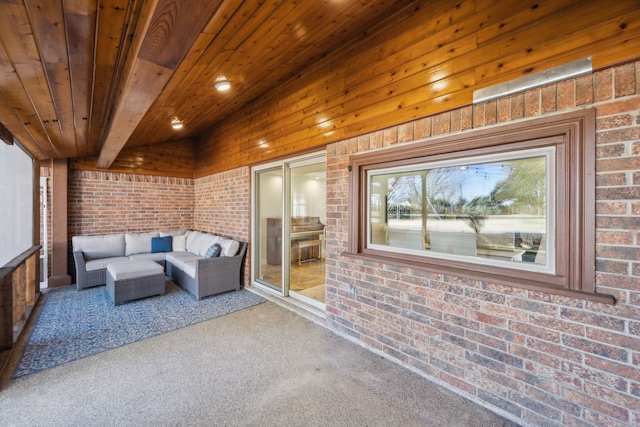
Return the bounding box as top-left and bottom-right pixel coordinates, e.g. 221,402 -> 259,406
195,242 -> 247,295
73,251 -> 89,290
73,250 -> 108,290
73,251 -> 87,272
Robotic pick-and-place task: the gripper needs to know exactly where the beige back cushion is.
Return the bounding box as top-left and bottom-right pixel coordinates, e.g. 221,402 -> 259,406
72,234 -> 125,259
125,232 -> 160,256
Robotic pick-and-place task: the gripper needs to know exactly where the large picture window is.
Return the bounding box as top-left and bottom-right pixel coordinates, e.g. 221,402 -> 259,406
368,147 -> 554,274
348,109 -> 613,304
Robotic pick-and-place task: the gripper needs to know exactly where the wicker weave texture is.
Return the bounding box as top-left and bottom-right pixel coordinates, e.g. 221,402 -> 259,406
106,270 -> 166,305
169,242 -> 247,300
73,251 -> 107,290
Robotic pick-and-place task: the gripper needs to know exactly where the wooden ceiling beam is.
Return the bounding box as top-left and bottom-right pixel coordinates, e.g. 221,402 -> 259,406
63,0 -> 98,158
96,0 -> 223,169
88,0 -> 135,157
95,0 -> 159,169
125,0 -> 246,146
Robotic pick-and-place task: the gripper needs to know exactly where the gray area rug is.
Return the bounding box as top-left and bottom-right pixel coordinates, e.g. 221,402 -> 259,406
14,282 -> 266,377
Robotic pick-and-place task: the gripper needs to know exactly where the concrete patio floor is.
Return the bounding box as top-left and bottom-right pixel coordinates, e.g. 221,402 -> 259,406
0,293 -> 520,426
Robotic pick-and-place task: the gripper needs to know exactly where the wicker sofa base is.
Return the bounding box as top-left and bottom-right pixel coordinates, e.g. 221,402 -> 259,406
106,261 -> 165,305
166,241 -> 247,300
73,231 -> 247,299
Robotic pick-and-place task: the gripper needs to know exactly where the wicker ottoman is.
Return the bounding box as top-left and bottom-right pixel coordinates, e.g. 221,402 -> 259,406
106,260 -> 165,305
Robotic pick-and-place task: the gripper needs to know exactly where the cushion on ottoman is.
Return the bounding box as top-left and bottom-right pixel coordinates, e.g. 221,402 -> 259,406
107,260 -> 163,280
106,260 -> 165,305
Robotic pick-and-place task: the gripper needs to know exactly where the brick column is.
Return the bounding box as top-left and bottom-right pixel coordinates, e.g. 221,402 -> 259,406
48,158 -> 71,287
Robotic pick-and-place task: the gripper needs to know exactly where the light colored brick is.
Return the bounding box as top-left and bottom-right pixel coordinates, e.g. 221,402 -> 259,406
615,63 -> 636,98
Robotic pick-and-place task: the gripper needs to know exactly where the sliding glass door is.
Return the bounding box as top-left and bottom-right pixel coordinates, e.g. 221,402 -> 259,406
288,159 -> 326,306
253,153 -> 326,309
255,167 -> 284,291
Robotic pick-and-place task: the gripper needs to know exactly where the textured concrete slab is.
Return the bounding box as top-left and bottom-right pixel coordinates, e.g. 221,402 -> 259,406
0,300 -> 519,426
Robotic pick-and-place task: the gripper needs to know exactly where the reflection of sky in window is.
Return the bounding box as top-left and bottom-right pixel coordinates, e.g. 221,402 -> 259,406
456,163 -> 509,200
374,161 -> 517,205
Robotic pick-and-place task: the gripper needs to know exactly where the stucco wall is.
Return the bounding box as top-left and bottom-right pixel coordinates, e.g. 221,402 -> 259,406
325,61 -> 640,426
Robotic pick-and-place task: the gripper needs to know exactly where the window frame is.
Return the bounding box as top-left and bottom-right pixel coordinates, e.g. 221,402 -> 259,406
347,109 -> 614,304
365,146 -> 556,274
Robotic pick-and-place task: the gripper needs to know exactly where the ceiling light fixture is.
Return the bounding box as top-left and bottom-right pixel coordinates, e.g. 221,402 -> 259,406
215,76 -> 231,91
171,118 -> 183,130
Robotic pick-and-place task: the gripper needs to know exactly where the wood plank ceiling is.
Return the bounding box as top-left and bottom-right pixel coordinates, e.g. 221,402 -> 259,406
1,0 -> 639,178
0,0 -> 413,166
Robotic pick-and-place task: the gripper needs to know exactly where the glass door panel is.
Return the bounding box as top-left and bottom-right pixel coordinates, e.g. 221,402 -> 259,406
252,153 -> 327,311
288,161 -> 326,306
255,167 -> 283,290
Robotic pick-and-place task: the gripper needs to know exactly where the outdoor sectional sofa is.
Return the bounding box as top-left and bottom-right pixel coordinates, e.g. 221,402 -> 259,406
72,230 -> 247,300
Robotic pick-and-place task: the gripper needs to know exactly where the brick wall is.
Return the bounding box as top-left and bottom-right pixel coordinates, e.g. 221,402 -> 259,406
66,170 -> 195,279
68,170 -> 194,236
65,168 -> 251,284
194,167 -> 251,286
325,61 -> 640,426
58,61 -> 638,425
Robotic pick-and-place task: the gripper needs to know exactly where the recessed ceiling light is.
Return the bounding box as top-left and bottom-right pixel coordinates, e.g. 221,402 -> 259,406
215,76 -> 231,91
171,119 -> 183,130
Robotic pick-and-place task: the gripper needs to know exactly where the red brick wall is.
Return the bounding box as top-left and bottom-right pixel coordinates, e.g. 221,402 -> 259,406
59,61 -> 638,425
194,167 -> 251,286
325,61 -> 640,426
66,168 -> 251,284
66,170 -> 195,280
68,170 -> 194,236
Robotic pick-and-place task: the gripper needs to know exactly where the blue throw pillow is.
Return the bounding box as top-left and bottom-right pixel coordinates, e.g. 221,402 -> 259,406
204,243 -> 221,258
151,236 -> 172,253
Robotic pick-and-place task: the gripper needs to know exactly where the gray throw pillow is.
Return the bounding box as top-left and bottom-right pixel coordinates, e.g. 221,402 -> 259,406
204,243 -> 221,258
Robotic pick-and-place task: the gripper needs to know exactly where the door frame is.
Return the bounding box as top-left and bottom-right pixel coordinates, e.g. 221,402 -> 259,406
251,151 -> 326,310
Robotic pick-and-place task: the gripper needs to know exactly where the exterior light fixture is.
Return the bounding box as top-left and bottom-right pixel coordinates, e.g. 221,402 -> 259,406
473,57 -> 592,104
171,118 -> 183,130
215,76 -> 231,91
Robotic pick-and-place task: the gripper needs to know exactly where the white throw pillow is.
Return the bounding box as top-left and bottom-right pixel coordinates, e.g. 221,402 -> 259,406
172,234 -> 187,252
185,231 -> 205,253
218,238 -> 240,257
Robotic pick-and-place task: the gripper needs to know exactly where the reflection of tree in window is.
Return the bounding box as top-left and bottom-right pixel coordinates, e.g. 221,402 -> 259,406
386,175 -> 422,219
371,156 -> 547,258
384,168 -> 464,219
491,157 -> 546,215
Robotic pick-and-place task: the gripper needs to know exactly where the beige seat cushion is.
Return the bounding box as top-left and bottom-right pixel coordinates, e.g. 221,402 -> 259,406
107,260 -> 163,281
85,257 -> 130,271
